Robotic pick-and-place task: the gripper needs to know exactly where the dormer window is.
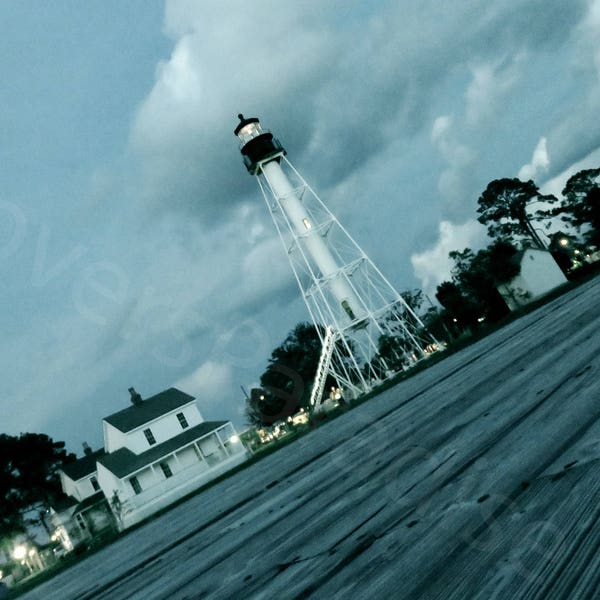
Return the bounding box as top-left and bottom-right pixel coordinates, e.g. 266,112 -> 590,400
143,428 -> 156,445
176,412 -> 189,429
90,476 -> 100,491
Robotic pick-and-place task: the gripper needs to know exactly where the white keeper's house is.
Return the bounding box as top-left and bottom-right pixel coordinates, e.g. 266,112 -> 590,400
56,386 -> 247,535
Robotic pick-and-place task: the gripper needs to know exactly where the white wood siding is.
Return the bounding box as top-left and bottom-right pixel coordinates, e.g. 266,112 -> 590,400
113,402 -> 203,455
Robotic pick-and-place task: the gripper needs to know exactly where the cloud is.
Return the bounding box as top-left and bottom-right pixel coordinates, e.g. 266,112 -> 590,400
431,116 -> 474,168
540,146 -> 600,198
582,0 -> 600,76
130,1 -> 588,225
539,1 -> 600,177
430,115 -> 475,214
130,1 -> 334,223
175,360 -> 234,410
465,53 -> 526,126
411,220 -> 487,297
518,137 -> 550,181
545,101 -> 600,178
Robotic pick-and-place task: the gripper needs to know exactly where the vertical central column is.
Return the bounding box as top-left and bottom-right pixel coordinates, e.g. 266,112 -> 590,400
261,160 -> 364,321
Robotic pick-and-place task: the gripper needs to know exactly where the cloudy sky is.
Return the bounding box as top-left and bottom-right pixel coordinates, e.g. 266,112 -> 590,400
2,0 -> 600,454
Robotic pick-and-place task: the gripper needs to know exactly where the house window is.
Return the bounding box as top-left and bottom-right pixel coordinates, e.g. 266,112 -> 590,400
176,412 -> 189,429
144,428 -> 156,445
341,299 -> 356,320
160,462 -> 173,478
90,476 -> 100,491
76,513 -> 87,530
129,476 -> 142,495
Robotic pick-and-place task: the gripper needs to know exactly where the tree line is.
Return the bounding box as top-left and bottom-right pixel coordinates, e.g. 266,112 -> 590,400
435,168 -> 600,328
0,433 -> 75,541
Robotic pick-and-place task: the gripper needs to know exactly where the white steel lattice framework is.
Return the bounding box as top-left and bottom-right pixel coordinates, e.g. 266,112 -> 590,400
234,115 -> 441,398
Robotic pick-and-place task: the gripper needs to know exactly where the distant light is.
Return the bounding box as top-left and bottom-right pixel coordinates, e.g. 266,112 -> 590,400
559,238 -> 569,247
28,548 -> 36,557
302,218 -> 312,230
574,249 -> 581,255
452,318 -> 458,322
477,316 -> 485,323
13,545 -> 27,561
229,435 -> 240,444
330,387 -> 342,400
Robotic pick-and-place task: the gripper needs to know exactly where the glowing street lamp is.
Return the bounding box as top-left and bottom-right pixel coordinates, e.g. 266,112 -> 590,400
329,387 -> 342,401
13,545 -> 27,562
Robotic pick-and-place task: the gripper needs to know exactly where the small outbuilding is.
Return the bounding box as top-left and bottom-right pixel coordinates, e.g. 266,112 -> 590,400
51,444 -> 114,550
497,247 -> 568,311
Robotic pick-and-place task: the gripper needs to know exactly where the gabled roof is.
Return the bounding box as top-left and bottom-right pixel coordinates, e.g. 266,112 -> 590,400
51,492 -> 79,513
98,421 -> 228,478
61,449 -> 105,481
104,387 -> 196,433
520,246 -> 550,256
74,491 -> 108,513
509,247 -> 552,267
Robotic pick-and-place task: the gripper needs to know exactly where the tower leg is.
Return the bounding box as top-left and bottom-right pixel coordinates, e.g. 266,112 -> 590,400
257,155 -> 442,400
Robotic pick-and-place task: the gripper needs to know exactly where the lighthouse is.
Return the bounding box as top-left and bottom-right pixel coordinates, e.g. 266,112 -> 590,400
235,114 -> 439,397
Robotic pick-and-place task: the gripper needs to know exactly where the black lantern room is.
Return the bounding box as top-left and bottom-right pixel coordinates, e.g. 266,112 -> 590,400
234,114 -> 285,174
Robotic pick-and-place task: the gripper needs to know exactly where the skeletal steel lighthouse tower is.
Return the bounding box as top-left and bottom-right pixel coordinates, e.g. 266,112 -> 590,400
235,115 -> 439,399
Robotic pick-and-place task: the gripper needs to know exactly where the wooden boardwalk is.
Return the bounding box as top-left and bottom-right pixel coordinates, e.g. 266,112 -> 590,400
22,276 -> 600,599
